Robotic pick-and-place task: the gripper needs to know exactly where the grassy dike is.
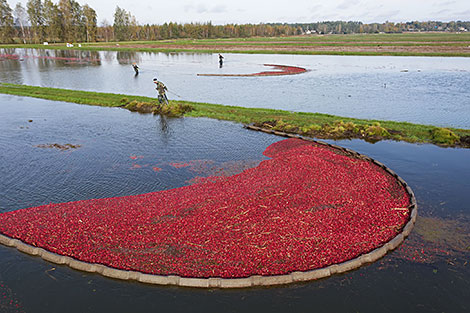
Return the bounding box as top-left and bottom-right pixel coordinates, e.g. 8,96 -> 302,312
2,33 -> 470,57
1,43 -> 470,57
1,83 -> 469,148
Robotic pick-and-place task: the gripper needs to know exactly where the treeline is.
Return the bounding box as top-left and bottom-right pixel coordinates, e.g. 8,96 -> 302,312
1,0 -> 470,44
1,0 -> 97,43
287,21 -> 470,34
102,15 -> 302,42
0,1 -> 301,43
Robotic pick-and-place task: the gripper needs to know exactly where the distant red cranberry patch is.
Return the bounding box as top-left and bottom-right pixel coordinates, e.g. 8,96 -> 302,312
0,139 -> 410,278
198,64 -> 307,77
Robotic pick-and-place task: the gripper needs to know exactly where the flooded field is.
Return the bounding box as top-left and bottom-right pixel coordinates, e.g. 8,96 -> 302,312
1,49 -> 470,128
0,95 -> 469,312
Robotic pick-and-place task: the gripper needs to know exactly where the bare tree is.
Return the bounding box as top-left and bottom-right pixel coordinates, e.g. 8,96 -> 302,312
99,19 -> 112,42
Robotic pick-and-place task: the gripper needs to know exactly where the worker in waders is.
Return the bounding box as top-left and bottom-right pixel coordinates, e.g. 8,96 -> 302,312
132,63 -> 139,75
218,54 -> 224,68
153,78 -> 168,105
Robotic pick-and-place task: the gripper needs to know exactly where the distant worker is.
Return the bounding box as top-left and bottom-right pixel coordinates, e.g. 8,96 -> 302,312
218,53 -> 224,68
153,78 -> 168,105
132,63 -> 139,75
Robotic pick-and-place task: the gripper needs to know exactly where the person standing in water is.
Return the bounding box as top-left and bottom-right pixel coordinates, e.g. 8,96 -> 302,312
218,54 -> 224,68
153,78 -> 168,104
132,63 -> 139,75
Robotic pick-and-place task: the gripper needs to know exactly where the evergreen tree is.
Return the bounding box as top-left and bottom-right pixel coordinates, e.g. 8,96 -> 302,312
0,0 -> 14,43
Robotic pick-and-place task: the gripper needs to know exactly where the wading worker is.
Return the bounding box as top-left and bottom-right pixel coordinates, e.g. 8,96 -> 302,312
218,53 -> 224,67
153,78 -> 168,104
132,63 -> 139,75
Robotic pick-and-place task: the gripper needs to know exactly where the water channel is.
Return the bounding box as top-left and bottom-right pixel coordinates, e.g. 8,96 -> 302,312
1,48 -> 469,128
0,50 -> 469,312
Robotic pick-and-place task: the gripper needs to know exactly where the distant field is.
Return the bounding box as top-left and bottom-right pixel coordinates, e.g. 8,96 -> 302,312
107,32 -> 470,44
2,32 -> 470,56
83,33 -> 470,57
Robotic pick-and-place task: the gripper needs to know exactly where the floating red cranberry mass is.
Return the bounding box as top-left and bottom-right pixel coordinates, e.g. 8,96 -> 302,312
197,64 -> 307,77
0,139 -> 410,278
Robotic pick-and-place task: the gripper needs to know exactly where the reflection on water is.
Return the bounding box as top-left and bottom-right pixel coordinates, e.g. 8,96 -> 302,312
1,48 -> 469,128
116,51 -> 141,65
0,95 -> 469,312
0,48 -> 101,65
0,94 -> 278,209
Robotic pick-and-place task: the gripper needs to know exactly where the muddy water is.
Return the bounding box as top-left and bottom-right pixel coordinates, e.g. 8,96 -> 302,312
0,95 -> 469,313
1,48 -> 470,128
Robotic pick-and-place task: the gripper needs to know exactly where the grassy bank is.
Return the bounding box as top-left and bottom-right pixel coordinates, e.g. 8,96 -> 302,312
1,83 -> 469,147
1,33 -> 470,57
1,44 -> 469,58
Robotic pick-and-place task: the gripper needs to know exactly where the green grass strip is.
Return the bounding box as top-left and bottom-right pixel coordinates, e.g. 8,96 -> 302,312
1,83 -> 469,147
1,42 -> 470,57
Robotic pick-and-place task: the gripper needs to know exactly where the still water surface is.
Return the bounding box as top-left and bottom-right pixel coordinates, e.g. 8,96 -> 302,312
0,95 -> 469,312
1,48 -> 469,128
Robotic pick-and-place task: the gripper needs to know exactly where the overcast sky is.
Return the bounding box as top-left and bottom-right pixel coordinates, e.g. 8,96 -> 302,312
8,0 -> 470,25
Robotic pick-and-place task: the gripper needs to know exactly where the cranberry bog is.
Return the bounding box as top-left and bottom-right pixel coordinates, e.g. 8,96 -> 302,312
197,64 -> 307,77
0,134 -> 417,288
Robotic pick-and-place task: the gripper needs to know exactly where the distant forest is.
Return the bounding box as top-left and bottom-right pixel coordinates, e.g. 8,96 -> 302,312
287,21 -> 470,34
0,0 -> 469,43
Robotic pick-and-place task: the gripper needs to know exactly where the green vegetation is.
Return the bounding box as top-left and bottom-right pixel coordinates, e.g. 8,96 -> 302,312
1,43 -> 469,57
1,83 -> 469,147
87,32 -> 470,44
431,127 -> 460,145
189,32 -> 470,42
414,216 -> 470,253
2,32 -> 470,57
4,0 -> 97,44
0,83 -> 192,117
1,0 -> 469,46
0,0 -> 14,43
121,98 -> 192,117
